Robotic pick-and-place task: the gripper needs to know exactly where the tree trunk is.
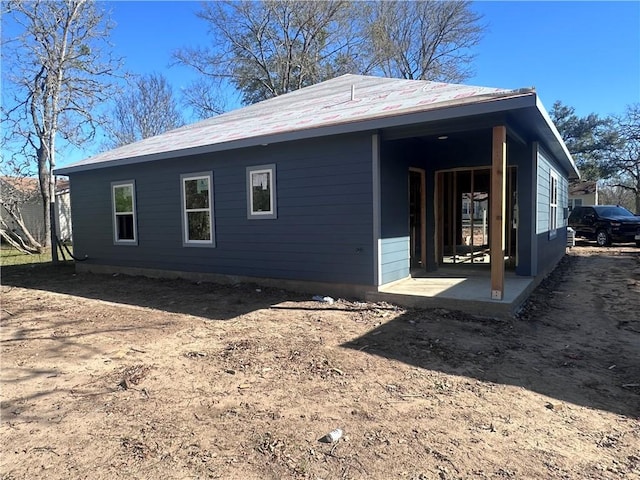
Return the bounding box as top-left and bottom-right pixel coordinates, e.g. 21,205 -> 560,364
37,146 -> 52,248
50,200 -> 59,263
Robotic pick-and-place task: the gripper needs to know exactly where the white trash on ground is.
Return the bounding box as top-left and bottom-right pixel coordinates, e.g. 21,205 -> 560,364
312,295 -> 334,304
319,428 -> 343,443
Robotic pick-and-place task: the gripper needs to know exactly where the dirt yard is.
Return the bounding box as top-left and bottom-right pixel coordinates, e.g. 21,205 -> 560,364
1,244 -> 639,479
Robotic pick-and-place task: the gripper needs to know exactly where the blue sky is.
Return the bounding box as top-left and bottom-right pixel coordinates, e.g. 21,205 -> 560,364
106,0 -> 639,119
4,1 -> 640,167
470,1 -> 639,117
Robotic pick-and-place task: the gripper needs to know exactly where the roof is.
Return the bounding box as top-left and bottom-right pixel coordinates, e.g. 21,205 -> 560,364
56,74 -> 577,177
1,176 -> 40,198
569,179 -> 597,196
0,176 -> 69,199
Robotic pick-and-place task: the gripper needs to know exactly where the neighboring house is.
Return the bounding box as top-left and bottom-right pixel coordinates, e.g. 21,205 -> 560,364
569,179 -> 598,210
56,74 -> 578,303
0,176 -> 73,244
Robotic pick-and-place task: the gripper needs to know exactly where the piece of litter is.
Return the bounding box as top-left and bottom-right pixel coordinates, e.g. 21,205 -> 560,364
319,428 -> 343,443
312,295 -> 334,304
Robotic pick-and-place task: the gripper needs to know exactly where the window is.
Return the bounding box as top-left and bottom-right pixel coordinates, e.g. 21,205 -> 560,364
247,164 -> 277,219
549,172 -> 558,236
181,172 -> 214,246
112,181 -> 137,245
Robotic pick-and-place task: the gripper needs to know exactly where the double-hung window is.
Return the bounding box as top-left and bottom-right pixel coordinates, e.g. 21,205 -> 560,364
181,172 -> 214,246
112,181 -> 137,245
246,164 -> 277,219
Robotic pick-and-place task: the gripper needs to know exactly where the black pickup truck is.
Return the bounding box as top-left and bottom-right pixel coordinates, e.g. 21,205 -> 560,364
568,205 -> 640,247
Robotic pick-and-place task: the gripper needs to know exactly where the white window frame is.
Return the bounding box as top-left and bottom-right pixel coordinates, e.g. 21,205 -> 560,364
246,164 -> 277,219
549,171 -> 558,238
111,180 -> 138,245
181,172 -> 215,247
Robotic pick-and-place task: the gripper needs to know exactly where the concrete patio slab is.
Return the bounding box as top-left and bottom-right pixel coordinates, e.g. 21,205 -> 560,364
366,270 -> 535,318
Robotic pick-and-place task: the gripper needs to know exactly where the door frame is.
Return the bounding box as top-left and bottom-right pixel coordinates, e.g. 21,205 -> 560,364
409,167 -> 427,270
435,166 -> 518,268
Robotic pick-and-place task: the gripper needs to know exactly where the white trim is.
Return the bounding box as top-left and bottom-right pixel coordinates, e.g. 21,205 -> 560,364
549,170 -> 559,238
181,172 -> 215,247
372,133 -> 381,286
535,95 -> 578,178
111,180 -> 137,246
246,164 -> 277,219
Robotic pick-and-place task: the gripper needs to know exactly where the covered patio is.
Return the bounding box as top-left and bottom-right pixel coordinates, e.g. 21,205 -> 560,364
366,266 -> 536,318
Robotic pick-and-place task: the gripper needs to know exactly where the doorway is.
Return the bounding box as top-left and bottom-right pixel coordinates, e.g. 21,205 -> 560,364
436,167 -> 517,268
409,168 -> 426,269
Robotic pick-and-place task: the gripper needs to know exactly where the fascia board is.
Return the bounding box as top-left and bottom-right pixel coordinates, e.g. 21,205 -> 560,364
535,96 -> 580,179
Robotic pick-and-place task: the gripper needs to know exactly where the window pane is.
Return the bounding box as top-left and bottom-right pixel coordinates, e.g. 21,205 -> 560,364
251,171 -> 271,212
117,214 -> 134,240
187,211 -> 211,241
185,178 -> 209,209
114,185 -> 133,213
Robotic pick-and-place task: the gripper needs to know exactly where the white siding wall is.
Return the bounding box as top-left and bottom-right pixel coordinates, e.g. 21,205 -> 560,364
56,191 -> 73,241
536,148 -> 567,235
536,152 -> 550,234
1,193 -> 72,244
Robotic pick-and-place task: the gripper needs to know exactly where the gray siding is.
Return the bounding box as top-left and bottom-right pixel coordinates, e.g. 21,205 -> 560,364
69,133 -> 375,285
379,141 -> 413,284
536,229 -> 567,275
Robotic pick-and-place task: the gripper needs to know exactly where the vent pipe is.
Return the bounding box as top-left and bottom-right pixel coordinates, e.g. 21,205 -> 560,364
351,84 -> 355,101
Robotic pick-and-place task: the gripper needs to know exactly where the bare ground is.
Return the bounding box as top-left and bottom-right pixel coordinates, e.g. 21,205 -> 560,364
1,244 -> 639,479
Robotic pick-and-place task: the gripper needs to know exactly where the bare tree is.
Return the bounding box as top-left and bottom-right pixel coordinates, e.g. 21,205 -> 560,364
2,0 -> 120,260
0,177 -> 44,253
180,78 -> 229,121
363,1 -> 484,82
175,1 -> 484,113
608,104 -> 640,213
103,73 -> 184,149
598,183 -> 636,212
174,0 -> 364,110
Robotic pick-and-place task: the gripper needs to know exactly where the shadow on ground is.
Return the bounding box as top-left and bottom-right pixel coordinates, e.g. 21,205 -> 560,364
343,251 -> 640,419
3,252 -> 639,420
1,262 -> 305,321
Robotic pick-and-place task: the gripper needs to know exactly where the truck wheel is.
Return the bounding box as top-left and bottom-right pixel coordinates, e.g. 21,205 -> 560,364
596,229 -> 611,247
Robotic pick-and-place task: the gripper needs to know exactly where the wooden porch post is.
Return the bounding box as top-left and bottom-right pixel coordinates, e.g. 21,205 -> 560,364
490,126 -> 507,300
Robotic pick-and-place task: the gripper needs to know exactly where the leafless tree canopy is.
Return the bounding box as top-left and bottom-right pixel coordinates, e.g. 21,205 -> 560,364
175,0 -> 363,107
175,0 -> 483,116
364,1 -> 483,82
607,104 -> 640,213
104,73 -> 184,149
2,0 -> 120,249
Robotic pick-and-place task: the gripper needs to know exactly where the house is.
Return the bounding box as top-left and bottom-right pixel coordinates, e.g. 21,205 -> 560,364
569,179 -> 597,210
55,74 -> 578,312
0,176 -> 72,244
